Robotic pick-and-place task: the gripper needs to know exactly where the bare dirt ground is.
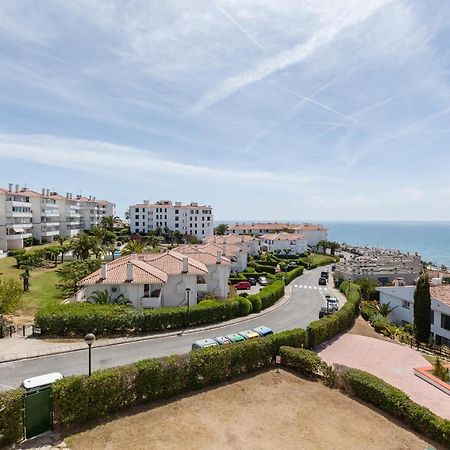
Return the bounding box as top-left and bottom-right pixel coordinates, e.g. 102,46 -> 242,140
66,370 -> 440,450
347,316 -> 392,341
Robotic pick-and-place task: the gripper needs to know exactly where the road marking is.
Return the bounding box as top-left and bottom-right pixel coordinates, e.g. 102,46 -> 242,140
313,287 -> 317,290
294,285 -> 298,288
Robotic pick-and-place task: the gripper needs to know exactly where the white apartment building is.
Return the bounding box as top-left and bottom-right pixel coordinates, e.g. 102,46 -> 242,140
377,281 -> 450,347
227,222 -> 327,247
0,183 -> 115,251
129,200 -> 214,240
76,195 -> 115,230
259,232 -> 308,254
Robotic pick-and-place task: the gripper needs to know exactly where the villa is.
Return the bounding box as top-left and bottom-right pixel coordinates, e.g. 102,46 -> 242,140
259,232 -> 308,254
79,250 -> 230,308
203,234 -> 260,256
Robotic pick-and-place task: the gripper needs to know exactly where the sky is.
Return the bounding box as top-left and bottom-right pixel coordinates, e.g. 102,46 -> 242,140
1,0 -> 450,221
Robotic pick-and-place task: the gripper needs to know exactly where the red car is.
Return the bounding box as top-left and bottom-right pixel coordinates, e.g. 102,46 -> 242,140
234,281 -> 251,290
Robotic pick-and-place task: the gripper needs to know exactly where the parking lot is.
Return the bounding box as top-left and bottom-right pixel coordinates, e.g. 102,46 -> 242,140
236,284 -> 262,295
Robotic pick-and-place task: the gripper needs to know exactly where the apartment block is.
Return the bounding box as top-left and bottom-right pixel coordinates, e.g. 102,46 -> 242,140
129,200 -> 214,240
0,183 -> 115,252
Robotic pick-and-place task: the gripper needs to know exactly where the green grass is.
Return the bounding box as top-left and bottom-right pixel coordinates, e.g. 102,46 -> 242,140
0,256 -> 65,319
307,254 -> 338,265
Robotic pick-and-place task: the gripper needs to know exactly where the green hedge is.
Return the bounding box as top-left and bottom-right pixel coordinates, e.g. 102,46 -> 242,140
52,328 -> 306,427
255,264 -> 276,274
283,266 -> 304,285
0,389 -> 24,447
35,300 -> 241,337
306,282 -> 361,348
280,346 -> 323,377
247,294 -> 262,312
342,368 -> 450,447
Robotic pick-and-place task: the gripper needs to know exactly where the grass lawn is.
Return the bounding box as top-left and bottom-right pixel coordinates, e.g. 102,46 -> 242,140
0,255 -> 65,323
308,253 -> 338,265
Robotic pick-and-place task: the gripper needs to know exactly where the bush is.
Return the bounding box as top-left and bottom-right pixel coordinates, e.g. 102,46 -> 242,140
7,249 -> 26,258
280,346 -> 323,377
235,296 -> 253,316
283,266 -> 304,285
255,264 -> 276,274
247,294 -> 262,312
35,300 -> 241,337
0,389 -> 24,447
342,368 -> 450,447
258,280 -> 285,309
52,329 -> 306,428
306,282 -> 361,348
57,259 -> 102,295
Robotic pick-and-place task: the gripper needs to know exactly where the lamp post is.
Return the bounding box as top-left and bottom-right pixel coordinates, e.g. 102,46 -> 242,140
185,288 -> 191,327
84,333 -> 95,376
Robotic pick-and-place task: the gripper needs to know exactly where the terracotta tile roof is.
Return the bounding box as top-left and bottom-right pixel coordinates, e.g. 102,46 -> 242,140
203,235 -> 255,244
260,232 -> 306,241
80,251 -> 207,286
430,285 -> 450,307
228,222 -> 327,232
199,242 -> 240,257
176,245 -> 231,265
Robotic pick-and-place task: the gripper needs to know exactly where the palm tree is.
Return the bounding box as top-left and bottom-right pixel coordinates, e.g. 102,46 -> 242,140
88,290 -> 112,304
101,215 -> 121,231
56,235 -> 66,247
124,210 -> 130,221
317,240 -> 328,255
377,301 -> 398,317
328,241 -> 340,256
147,235 -> 164,249
70,233 -> 95,260
122,239 -> 147,255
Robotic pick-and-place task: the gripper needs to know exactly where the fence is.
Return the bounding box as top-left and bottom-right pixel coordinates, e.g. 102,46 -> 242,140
399,335 -> 450,359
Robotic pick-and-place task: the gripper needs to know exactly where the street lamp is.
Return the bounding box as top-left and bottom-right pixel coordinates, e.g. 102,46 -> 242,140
84,333 -> 95,376
185,288 -> 191,327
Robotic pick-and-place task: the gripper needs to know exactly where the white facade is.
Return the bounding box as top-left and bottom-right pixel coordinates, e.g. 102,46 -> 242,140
260,232 -> 308,254
129,200 -> 213,240
203,235 -> 260,256
80,251 -> 229,308
0,183 -> 115,251
227,223 -> 327,248
77,195 -> 115,230
377,284 -> 450,346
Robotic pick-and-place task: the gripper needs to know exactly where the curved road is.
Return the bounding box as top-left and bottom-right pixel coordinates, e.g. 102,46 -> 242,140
0,267 -> 334,390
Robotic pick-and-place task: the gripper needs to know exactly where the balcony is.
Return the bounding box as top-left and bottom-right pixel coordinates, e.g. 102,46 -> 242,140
6,210 -> 33,218
6,199 -> 31,208
6,227 -> 32,239
41,230 -> 60,237
41,209 -> 59,218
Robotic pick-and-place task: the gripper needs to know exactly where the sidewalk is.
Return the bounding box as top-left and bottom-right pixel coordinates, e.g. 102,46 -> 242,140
0,282 -> 295,363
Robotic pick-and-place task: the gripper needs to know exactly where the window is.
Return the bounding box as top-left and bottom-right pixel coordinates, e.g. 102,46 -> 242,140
135,221 -> 139,226
175,209 -> 179,214
431,310 -> 434,325
144,284 -> 150,297
135,208 -> 139,212
135,215 -> 139,219
402,300 -> 410,309
175,216 -> 179,221
441,313 -> 450,331
165,215 -> 167,219
175,223 -> 179,228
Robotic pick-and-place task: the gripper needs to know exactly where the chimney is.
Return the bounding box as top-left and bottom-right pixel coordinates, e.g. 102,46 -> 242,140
66,192 -> 70,199
216,251 -> 222,264
101,263 -> 108,279
46,189 -> 50,196
42,188 -> 46,195
126,261 -> 134,281
89,195 -> 92,201
8,183 -> 13,192
182,257 -> 189,273
15,184 -> 19,193
93,196 -> 96,201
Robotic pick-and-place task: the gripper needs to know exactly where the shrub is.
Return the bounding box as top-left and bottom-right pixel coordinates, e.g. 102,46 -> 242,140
247,294 -> 262,312
35,300 -> 241,337
235,296 -> 253,316
7,248 -> 26,258
258,280 -> 285,309
255,264 -> 276,274
342,368 -> 450,447
52,329 -> 306,428
57,259 -> 102,295
0,389 -> 24,447
283,266 -> 304,285
306,282 -> 361,348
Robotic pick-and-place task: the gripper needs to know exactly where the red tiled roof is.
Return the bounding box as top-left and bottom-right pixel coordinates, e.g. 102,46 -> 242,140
260,232 -> 306,241
430,285 -> 450,307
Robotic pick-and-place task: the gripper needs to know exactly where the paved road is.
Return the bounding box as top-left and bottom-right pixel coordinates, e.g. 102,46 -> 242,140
0,267 -> 336,390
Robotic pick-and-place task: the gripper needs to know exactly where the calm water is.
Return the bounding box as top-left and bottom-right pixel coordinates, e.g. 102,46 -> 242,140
218,220 -> 450,267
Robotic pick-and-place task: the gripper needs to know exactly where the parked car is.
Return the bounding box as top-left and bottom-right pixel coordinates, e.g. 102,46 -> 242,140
252,325 -> 273,337
234,281 -> 251,290
213,336 -> 232,345
247,277 -> 257,286
318,277 -> 327,286
331,264 -> 336,271
225,333 -> 246,343
191,338 -> 220,350
239,329 -> 260,340
258,276 -> 268,286
320,271 -> 329,279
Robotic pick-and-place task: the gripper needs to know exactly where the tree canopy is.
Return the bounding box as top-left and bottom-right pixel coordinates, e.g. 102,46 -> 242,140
413,274 -> 431,342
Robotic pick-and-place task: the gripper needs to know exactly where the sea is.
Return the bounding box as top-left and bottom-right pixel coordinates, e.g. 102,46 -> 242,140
217,220 -> 450,268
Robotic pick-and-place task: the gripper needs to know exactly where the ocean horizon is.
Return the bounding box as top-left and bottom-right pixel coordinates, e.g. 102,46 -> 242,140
215,220 -> 450,267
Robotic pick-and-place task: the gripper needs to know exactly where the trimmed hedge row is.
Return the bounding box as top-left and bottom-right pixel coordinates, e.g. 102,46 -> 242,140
283,266 -> 304,285
52,328 -> 306,427
280,346 -> 324,377
35,301 -> 241,337
0,389 -> 24,447
306,282 -> 361,348
254,264 -> 276,274
247,280 -> 285,312
342,368 -> 450,447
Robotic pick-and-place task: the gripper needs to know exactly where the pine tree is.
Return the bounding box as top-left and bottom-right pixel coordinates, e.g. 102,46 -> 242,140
413,275 -> 431,342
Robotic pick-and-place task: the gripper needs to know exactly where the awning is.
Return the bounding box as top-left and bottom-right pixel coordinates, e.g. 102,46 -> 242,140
12,227 -> 25,233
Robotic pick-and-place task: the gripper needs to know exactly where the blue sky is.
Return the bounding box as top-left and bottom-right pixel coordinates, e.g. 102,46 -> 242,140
1,0 -> 450,221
